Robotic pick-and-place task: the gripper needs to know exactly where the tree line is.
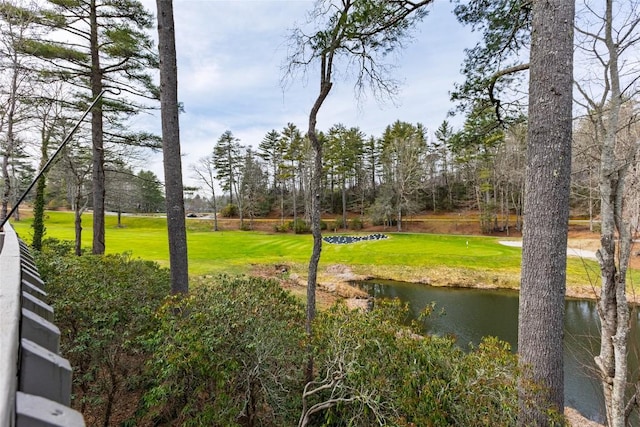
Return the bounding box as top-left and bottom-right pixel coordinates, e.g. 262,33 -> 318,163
191,119 -> 519,233
190,103 -> 639,238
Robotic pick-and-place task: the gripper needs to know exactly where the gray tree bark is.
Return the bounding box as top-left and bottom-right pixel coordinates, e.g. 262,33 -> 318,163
156,0 -> 189,295
592,2 -> 634,424
573,1 -> 640,422
89,0 -> 106,255
517,1 -> 574,425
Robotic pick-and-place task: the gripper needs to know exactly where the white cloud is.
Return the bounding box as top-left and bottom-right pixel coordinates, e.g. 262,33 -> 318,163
138,0 -> 479,188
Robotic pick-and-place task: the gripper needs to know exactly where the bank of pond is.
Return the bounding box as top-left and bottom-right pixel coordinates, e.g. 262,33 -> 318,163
355,280 -> 640,425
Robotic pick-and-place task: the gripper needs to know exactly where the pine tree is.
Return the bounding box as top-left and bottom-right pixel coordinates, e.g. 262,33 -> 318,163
518,1 -> 574,423
22,0 -> 158,254
213,130 -> 243,206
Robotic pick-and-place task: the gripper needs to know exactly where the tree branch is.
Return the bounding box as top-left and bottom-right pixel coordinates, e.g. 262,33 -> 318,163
487,63 -> 529,124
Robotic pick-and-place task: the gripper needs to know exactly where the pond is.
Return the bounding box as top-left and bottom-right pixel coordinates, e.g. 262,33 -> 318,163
356,280 -> 640,424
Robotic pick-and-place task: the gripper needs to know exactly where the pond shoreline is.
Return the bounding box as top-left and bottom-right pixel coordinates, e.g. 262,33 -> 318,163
312,263 -> 640,308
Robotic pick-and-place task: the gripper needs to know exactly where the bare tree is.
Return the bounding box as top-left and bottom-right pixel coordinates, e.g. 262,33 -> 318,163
518,1 -> 574,425
239,148 -> 268,230
156,0 -> 188,294
572,116 -> 601,232
45,133 -> 93,256
283,0 -> 433,377
573,1 -> 640,424
379,121 -> 426,231
191,155 -> 219,231
0,0 -> 36,222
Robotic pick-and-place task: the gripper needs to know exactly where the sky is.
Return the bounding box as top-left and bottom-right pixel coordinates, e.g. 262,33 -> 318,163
134,0 -> 480,189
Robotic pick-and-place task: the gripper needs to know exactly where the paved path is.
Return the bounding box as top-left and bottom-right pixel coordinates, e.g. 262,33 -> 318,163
499,240 -> 598,260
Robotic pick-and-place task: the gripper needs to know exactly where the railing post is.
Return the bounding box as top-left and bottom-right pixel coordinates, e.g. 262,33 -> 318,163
0,223 -> 22,426
0,222 -> 84,426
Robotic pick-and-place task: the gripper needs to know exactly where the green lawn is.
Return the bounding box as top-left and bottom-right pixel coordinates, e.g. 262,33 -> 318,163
9,211 -> 630,289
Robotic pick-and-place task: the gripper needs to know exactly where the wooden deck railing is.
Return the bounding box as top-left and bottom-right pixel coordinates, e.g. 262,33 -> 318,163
0,222 -> 84,426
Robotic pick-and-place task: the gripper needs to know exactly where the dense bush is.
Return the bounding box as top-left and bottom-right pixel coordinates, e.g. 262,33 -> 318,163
334,216 -> 346,229
304,300 -> 523,427
220,203 -> 239,217
141,275 -> 307,426
255,196 -> 274,217
288,218 -> 311,234
274,222 -> 289,232
366,194 -> 395,227
34,239 -> 171,426
350,217 -> 364,230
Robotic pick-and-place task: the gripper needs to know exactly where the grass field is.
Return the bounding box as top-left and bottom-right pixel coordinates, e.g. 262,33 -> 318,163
8,210 -> 629,293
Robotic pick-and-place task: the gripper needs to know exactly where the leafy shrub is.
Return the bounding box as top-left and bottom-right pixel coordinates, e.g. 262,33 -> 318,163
350,217 -> 364,230
320,220 -> 328,230
140,275 -> 306,426
255,196 -> 273,217
367,194 -> 395,227
36,237 -> 75,257
32,241 -> 531,427
334,216 -> 346,229
34,241 -> 170,426
288,219 -> 310,234
304,300 -> 522,427
220,203 -> 239,217
448,337 -> 519,426
274,222 -> 289,233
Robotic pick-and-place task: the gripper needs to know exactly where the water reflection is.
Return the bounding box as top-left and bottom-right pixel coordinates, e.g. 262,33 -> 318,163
357,280 -> 640,424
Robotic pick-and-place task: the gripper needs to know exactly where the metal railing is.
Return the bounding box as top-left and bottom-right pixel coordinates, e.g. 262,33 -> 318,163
0,222 -> 84,426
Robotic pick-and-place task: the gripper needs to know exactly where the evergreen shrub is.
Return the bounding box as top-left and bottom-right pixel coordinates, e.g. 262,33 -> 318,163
220,203 -> 239,217
350,217 -> 364,230
34,239 -> 170,426
141,275 -> 306,426
288,219 -> 311,234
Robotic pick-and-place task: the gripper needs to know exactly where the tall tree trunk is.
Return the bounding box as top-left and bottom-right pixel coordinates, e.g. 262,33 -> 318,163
228,149 -> 234,206
74,194 -> 84,257
292,167 -> 297,225
212,190 -> 219,231
341,179 -> 347,229
303,165 -> 311,224
32,99 -> 58,249
1,47 -> 20,222
306,63 -> 332,379
1,141 -> 12,222
280,183 -> 285,225
157,0 -> 189,295
517,1 -> 574,425
234,179 -> 244,228
594,3 -> 633,425
90,0 -> 106,255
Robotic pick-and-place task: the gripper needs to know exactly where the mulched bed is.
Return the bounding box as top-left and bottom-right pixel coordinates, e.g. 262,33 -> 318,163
322,233 -> 388,245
